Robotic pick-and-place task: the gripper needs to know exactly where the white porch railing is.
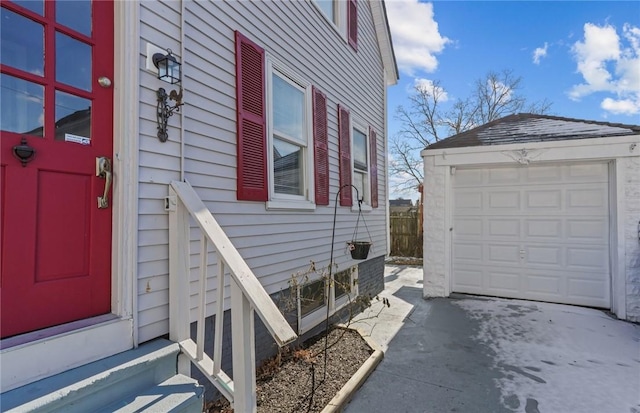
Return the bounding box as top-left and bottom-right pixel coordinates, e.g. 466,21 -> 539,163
167,181 -> 297,413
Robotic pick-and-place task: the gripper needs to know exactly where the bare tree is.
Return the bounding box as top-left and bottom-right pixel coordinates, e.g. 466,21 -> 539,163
390,70 -> 552,193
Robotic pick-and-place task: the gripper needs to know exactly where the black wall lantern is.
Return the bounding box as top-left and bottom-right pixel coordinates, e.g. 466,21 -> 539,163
152,48 -> 181,84
153,49 -> 184,142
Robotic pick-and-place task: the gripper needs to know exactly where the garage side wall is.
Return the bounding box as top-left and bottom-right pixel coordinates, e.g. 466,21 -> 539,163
423,156 -> 448,297
623,156 -> 640,321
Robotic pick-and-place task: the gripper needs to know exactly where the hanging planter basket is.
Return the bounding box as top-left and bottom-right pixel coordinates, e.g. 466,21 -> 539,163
348,241 -> 372,260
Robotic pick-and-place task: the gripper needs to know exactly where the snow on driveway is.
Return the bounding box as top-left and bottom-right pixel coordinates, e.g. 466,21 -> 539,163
453,297 -> 640,413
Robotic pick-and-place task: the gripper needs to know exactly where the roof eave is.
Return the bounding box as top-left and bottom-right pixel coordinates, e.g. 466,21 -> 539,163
370,0 -> 399,86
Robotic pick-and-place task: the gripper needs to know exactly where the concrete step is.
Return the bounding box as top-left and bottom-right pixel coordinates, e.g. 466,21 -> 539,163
1,339 -> 204,413
100,374 -> 204,413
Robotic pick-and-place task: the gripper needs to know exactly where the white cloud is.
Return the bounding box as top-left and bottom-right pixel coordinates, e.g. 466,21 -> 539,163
569,22 -> 640,116
601,97 -> 640,115
385,1 -> 450,75
413,78 -> 449,101
532,42 -> 548,65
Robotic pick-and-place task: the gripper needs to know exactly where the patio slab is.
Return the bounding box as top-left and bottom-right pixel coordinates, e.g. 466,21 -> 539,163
346,265 -> 640,413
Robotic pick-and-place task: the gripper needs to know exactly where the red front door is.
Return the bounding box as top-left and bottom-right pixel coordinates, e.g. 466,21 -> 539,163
1,0 -> 114,338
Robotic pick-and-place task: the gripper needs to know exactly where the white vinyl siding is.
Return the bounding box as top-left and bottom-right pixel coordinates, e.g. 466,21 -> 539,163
136,0 -> 388,342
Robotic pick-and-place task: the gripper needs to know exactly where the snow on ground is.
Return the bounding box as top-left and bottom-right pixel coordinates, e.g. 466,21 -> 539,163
453,297 -> 640,413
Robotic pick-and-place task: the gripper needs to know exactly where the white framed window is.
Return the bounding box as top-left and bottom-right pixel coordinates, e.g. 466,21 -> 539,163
331,266 -> 359,312
266,58 -> 315,210
351,120 -> 372,211
297,265 -> 358,334
313,0 -> 346,37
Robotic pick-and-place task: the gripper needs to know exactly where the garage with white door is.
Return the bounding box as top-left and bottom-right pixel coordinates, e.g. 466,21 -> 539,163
421,114 -> 640,321
452,162 -> 610,308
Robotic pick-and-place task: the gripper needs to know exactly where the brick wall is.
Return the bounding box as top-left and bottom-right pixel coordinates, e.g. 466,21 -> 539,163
624,156 -> 640,322
422,156 -> 448,297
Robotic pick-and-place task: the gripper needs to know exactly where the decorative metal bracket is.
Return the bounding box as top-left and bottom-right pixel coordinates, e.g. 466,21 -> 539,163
13,136 -> 35,166
156,87 -> 184,142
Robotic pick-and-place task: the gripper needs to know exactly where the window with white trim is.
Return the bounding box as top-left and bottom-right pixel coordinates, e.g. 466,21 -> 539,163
352,124 -> 370,206
313,0 -> 357,50
266,60 -> 315,209
235,32 -> 330,206
298,266 -> 358,334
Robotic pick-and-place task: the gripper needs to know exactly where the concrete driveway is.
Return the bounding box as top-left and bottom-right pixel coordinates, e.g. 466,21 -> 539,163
346,265 -> 640,413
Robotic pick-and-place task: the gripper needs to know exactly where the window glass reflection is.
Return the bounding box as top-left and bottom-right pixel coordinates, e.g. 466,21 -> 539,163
55,91 -> 91,142
13,1 -> 44,15
56,32 -> 92,91
300,279 -> 325,317
0,8 -> 44,75
56,0 -> 91,36
273,137 -> 303,196
0,74 -> 45,136
272,73 -> 304,142
353,128 -> 368,171
316,0 -> 335,23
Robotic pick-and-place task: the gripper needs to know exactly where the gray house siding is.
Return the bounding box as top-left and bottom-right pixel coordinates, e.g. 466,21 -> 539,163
136,0 -> 390,345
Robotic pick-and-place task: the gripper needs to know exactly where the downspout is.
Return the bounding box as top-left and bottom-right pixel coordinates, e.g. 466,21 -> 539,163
180,0 -> 186,182
384,72 -> 391,256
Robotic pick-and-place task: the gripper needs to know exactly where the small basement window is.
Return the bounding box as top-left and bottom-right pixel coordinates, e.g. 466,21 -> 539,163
297,266 -> 358,334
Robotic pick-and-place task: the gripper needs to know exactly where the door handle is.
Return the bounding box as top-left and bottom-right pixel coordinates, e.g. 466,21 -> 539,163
96,157 -> 112,209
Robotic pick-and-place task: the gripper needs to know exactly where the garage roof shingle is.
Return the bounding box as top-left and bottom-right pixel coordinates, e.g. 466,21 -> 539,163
425,113 -> 640,150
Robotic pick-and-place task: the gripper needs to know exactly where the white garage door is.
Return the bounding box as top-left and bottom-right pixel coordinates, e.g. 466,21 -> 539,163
452,162 -> 610,308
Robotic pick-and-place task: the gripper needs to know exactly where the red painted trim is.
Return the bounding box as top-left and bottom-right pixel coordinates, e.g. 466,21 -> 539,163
369,127 -> 378,208
338,105 -> 352,206
313,86 -> 329,206
235,31 -> 268,202
348,0 -> 358,51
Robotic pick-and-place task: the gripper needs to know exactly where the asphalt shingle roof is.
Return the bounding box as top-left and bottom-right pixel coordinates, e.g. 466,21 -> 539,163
425,113 -> 640,150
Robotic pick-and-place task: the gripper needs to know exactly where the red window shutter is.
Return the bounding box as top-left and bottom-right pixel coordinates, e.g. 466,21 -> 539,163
235,31 -> 267,201
369,127 -> 379,208
313,87 -> 329,206
348,0 -> 358,50
338,105 -> 352,206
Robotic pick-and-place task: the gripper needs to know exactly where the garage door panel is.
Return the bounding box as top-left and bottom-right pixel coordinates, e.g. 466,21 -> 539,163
524,273 -> 563,296
525,164 -> 562,182
567,163 -> 608,181
453,242 -> 483,261
455,191 -> 483,212
526,245 -> 562,265
488,219 -> 519,237
488,244 -> 520,264
452,162 -> 610,309
488,191 -> 520,209
567,219 -> 608,242
454,268 -> 483,288
454,218 -> 482,236
526,190 -> 562,209
455,168 -> 483,186
488,271 -> 520,292
526,219 -> 562,238
488,167 -> 521,184
567,186 -> 608,210
567,247 -> 608,270
567,278 -> 608,302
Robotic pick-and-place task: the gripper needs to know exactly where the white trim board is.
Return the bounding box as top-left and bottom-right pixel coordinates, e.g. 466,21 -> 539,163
1,317 -> 133,392
423,135 -> 640,167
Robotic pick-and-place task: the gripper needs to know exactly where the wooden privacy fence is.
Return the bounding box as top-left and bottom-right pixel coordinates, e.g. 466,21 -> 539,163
390,212 -> 422,257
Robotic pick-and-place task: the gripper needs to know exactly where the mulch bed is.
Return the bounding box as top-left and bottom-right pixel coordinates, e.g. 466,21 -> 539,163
206,327 -> 372,413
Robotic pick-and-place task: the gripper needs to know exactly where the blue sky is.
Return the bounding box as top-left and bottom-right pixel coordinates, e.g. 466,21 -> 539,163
385,1 -> 640,200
